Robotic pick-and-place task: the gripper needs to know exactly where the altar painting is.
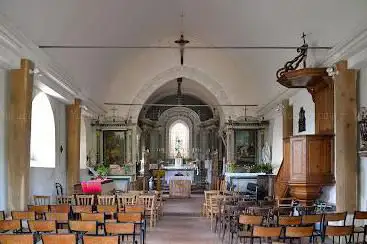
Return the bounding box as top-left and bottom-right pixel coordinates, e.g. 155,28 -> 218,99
234,130 -> 257,165
103,130 -> 126,165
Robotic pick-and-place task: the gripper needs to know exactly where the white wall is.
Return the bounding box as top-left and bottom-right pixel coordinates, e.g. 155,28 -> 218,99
289,89 -> 315,135
269,112 -> 283,174
29,95 -> 67,201
0,69 -> 8,211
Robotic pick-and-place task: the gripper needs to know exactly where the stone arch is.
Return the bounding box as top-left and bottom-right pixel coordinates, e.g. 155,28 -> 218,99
157,107 -> 201,159
128,65 -> 233,122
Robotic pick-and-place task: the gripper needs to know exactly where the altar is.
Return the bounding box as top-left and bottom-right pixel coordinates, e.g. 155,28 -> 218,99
169,176 -> 191,198
162,165 -> 196,184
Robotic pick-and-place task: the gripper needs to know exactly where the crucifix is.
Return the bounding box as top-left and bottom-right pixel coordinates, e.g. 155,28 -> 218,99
301,32 -> 307,68
174,12 -> 189,65
175,34 -> 190,65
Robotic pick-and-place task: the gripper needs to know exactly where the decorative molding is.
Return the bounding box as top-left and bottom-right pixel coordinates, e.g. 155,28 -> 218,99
323,27 -> 367,67
0,13 -> 104,114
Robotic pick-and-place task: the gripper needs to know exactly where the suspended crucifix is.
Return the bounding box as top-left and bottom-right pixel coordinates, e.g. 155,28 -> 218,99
174,12 -> 190,66
174,12 -> 190,105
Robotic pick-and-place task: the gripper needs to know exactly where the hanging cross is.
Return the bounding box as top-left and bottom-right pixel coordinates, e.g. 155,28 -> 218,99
175,34 -> 190,65
301,32 -> 307,68
301,32 -> 307,45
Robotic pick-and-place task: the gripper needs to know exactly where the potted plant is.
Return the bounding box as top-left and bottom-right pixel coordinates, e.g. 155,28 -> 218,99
95,164 -> 109,178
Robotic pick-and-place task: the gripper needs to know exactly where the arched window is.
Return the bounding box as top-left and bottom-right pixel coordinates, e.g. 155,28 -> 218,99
169,120 -> 189,158
30,92 -> 55,168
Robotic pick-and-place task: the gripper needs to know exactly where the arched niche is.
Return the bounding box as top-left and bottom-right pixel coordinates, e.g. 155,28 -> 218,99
157,107 -> 201,159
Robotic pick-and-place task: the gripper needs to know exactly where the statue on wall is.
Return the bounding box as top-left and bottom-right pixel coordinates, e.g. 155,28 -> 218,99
261,142 -> 271,164
298,107 -> 306,132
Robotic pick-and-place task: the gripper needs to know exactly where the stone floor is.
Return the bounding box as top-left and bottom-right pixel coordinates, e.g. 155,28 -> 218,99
146,195 -> 343,244
147,194 -> 221,244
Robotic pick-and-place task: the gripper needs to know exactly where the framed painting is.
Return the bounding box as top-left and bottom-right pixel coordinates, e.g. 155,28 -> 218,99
103,130 -> 126,166
234,129 -> 257,165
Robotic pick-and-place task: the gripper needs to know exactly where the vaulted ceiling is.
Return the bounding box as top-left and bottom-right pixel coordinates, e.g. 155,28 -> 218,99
1,0 -> 367,117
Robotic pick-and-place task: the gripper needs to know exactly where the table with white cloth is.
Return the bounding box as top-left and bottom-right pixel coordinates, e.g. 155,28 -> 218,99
169,176 -> 191,198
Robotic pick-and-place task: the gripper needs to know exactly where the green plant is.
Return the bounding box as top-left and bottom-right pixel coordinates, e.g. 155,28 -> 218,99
95,164 -> 109,176
249,163 -> 273,173
227,162 -> 237,173
261,163 -> 273,174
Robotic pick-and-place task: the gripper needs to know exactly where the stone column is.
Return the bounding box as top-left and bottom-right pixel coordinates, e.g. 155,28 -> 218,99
226,128 -> 234,163
334,61 -> 358,212
66,99 -> 81,194
126,130 -> 132,162
7,59 -> 34,210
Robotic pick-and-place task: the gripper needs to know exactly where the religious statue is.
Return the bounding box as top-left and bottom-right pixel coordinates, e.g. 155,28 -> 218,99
261,142 -> 271,164
175,136 -> 183,156
298,107 -> 306,132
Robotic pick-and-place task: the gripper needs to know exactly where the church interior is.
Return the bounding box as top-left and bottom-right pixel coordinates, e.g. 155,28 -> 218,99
1,0 -> 367,243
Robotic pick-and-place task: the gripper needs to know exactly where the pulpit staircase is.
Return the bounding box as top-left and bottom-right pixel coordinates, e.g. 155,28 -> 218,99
274,159 -> 290,199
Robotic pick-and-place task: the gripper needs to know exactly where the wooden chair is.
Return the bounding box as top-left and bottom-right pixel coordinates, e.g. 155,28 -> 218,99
323,212 -> 347,225
56,195 -> 74,205
0,211 -> 4,220
284,226 -> 314,243
301,214 -> 323,241
117,194 -> 137,212
69,220 -> 97,235
0,220 -> 22,233
42,233 -> 77,244
0,234 -> 34,244
72,205 -> 92,220
28,220 -> 56,234
325,225 -> 353,243
97,195 -> 116,205
138,195 -> 157,229
83,235 -> 119,244
76,195 -> 94,205
97,205 -> 118,222
153,190 -> 164,219
251,226 -> 282,243
237,215 -> 263,243
117,212 -> 144,244
105,222 -> 139,244
125,205 -> 145,214
352,211 -> 367,242
50,204 -> 70,213
11,211 -> 36,232
278,215 -> 302,226
81,213 -> 105,233
207,194 -> 220,231
45,212 -> 69,231
28,205 -> 49,219
323,212 -> 348,242
117,212 -> 142,223
202,190 -> 219,217
33,195 -> 51,205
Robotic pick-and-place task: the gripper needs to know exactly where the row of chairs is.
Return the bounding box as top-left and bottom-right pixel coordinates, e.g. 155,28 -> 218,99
237,211 -> 367,243
237,225 -> 358,243
1,211 -> 145,243
0,233 -> 126,244
24,194 -> 162,228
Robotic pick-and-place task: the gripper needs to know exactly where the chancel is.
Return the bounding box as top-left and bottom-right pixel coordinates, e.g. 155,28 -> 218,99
1,1 -> 367,243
